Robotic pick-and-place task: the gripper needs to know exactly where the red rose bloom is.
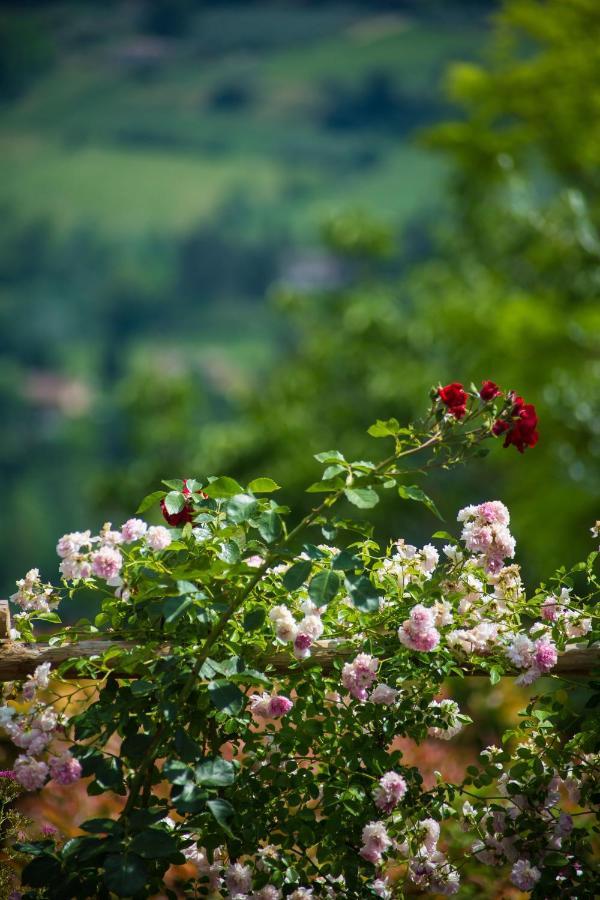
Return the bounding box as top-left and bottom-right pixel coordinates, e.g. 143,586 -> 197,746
438,382 -> 467,419
493,396 -> 539,453
480,380 -> 501,402
160,479 -> 207,526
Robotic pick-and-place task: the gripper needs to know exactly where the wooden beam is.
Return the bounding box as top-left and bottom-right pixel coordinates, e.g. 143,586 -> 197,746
0,638 -> 598,681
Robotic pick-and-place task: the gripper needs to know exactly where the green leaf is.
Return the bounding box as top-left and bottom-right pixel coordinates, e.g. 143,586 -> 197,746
282,559 -> 312,591
219,540 -> 241,564
22,856 -> 63,888
398,484 -> 443,520
164,491 -> 185,515
196,757 -> 235,787
163,596 -> 194,623
344,487 -> 379,508
130,828 -> 179,859
489,666 -> 502,685
162,479 -> 185,491
207,798 -> 235,837
367,417 -> 400,438
243,606 -> 266,631
176,579 -> 200,594
308,570 -> 340,606
332,550 -> 360,571
104,854 -> 149,897
163,760 -> 191,786
255,510 -> 282,543
225,493 -> 259,524
81,818 -> 123,835
136,490 -> 166,514
33,611 -> 61,623
323,464 -> 346,479
314,450 -> 345,464
174,727 -> 202,764
248,477 -> 281,493
345,573 -> 381,612
208,680 -> 245,715
130,680 -> 154,697
203,476 -> 244,499
306,478 -> 344,493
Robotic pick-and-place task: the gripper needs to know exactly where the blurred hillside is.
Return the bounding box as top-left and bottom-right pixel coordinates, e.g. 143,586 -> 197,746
0,0 -> 493,595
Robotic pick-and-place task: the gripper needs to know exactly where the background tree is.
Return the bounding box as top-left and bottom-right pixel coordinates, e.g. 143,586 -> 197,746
177,0 -> 600,585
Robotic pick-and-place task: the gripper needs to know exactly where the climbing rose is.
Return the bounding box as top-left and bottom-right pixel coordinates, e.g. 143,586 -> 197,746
48,752 -> 82,786
341,654 -> 379,701
360,821 -> 391,864
479,380 -> 501,401
120,518 -> 147,543
91,546 -> 123,580
511,859 -> 541,891
250,692 -> 293,719
398,604 -> 440,652
373,771 -> 407,812
146,525 -> 172,551
534,637 -> 558,673
493,395 -> 538,453
14,756 -> 48,791
438,382 -> 467,419
370,684 -> 398,705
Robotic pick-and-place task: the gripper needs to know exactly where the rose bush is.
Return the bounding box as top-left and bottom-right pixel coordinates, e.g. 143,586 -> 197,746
1,382 -> 598,899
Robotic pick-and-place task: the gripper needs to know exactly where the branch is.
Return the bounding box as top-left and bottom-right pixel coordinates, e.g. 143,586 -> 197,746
0,637 -> 598,681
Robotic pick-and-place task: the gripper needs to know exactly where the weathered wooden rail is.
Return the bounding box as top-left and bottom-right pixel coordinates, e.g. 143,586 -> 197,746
1,601 -> 598,680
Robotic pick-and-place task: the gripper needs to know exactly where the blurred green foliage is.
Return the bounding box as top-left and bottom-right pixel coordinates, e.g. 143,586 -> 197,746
0,1 -> 488,594
182,0 -> 600,584
1,0 -> 598,595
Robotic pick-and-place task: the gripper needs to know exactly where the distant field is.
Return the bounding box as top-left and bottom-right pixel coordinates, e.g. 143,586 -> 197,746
0,6 -> 482,239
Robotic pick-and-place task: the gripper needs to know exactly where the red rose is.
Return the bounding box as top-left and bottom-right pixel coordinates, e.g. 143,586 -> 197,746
160,479 -> 208,526
480,380 -> 501,402
492,419 -> 509,437
493,397 -> 538,453
438,382 -> 467,419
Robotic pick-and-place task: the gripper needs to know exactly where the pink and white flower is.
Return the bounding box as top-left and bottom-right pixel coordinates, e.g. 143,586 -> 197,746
120,518 -> 148,543
373,771 -> 407,813
146,526 -> 172,551
341,654 -> 379,701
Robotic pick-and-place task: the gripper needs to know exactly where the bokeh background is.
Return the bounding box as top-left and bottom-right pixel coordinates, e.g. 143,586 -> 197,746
1,1 -> 599,895
1,0 -> 599,596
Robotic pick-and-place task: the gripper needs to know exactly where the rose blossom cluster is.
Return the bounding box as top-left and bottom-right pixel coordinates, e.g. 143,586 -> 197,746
397,604 -> 441,652
10,569 -> 58,616
407,819 -> 460,895
359,821 -> 392,865
541,587 -> 591,638
505,631 -> 558,685
471,760 -> 584,892
457,501 -> 515,574
55,518 -> 172,586
437,379 -> 502,421
377,540 -> 439,587
268,599 -> 324,660
161,833 -> 324,899
341,654 -> 379,701
0,664 -> 81,792
492,394 -> 539,453
373,771 -> 407,813
249,692 -> 293,720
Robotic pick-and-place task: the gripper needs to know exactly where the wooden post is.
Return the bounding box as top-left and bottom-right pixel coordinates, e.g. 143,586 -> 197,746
0,600 -> 10,640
